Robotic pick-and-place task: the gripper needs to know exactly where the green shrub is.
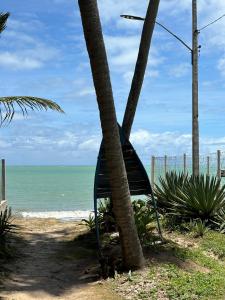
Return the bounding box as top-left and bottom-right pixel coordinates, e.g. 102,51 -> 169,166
98,198 -> 116,232
173,175 -> 225,220
132,199 -> 155,241
0,207 -> 16,239
155,172 -> 225,229
83,199 -> 156,241
0,207 -> 17,258
183,219 -> 210,237
83,199 -> 116,233
82,214 -> 95,231
154,171 -> 188,212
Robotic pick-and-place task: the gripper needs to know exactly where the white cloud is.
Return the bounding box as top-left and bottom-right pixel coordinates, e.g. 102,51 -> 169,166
78,88 -> 95,97
169,63 -> 190,78
0,52 -> 43,70
78,138 -> 100,151
130,129 -> 225,157
0,17 -> 60,71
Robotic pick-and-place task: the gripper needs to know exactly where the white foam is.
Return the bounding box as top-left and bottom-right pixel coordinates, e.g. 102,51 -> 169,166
19,210 -> 94,221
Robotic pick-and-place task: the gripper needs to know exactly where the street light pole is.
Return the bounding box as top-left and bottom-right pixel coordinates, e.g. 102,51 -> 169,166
192,0 -> 200,176
121,7 -> 225,176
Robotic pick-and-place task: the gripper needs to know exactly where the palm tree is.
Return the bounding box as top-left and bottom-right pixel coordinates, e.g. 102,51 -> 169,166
78,0 -> 144,269
122,0 -> 160,138
0,96 -> 63,124
0,13 -> 63,123
0,12 -> 9,33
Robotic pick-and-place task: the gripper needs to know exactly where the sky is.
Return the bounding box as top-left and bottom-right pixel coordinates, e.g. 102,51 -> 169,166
1,0 -> 225,165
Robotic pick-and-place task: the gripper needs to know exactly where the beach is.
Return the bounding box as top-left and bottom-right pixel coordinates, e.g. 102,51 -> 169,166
0,217 -> 121,300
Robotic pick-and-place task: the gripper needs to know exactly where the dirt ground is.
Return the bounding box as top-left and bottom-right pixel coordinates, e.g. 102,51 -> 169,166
0,218 -> 122,300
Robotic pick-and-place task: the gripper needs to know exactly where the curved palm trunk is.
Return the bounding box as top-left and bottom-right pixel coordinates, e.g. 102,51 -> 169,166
122,0 -> 160,138
78,0 -> 144,269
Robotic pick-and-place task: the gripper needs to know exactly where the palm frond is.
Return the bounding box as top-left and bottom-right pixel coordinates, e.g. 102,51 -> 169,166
0,96 -> 64,125
0,12 -> 10,34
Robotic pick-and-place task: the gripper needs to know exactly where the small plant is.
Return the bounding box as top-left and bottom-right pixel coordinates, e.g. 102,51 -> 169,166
82,199 -> 116,233
98,198 -> 116,232
132,199 -> 155,241
0,207 -> 17,258
82,214 -> 96,231
184,219 -> 210,237
213,212 -> 225,233
0,207 -> 16,239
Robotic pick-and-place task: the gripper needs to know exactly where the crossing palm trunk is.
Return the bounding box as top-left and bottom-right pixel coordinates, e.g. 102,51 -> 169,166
122,0 -> 160,138
78,0 -> 144,269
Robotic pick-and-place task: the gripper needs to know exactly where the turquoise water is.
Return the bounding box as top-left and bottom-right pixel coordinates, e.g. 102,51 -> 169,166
6,166 -> 95,213
5,164 -> 218,218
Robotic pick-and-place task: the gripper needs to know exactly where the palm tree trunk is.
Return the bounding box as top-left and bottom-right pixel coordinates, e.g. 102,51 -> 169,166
122,0 -> 160,138
78,0 -> 144,269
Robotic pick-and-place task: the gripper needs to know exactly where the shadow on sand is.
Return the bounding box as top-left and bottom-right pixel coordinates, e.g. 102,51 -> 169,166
0,221 -> 101,298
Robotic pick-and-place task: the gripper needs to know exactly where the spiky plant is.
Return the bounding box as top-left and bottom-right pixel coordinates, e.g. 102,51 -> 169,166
0,207 -> 17,239
171,175 -> 225,221
154,171 -> 188,212
0,207 -> 17,258
0,12 -> 64,124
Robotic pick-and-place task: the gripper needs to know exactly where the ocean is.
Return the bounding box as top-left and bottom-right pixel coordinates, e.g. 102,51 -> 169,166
5,164 -> 218,220
6,166 -> 96,220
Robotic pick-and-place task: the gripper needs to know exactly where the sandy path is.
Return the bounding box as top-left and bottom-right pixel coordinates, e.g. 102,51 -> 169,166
0,218 -> 121,300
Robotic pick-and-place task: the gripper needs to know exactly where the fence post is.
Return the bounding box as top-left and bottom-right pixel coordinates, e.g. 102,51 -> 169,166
151,156 -> 155,188
164,155 -> 167,177
183,153 -> 187,174
207,156 -> 210,176
217,150 -> 221,179
1,159 -> 6,200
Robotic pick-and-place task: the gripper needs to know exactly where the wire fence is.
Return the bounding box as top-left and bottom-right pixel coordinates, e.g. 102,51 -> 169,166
151,150 -> 224,186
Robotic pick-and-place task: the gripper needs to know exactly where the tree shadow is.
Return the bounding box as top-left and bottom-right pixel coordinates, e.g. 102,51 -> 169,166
0,224 -> 101,298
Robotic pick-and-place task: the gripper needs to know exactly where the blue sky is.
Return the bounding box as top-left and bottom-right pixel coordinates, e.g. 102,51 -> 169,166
0,0 -> 225,165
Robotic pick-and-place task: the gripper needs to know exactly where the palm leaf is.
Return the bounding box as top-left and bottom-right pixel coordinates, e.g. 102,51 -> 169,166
0,96 -> 64,125
0,12 -> 10,34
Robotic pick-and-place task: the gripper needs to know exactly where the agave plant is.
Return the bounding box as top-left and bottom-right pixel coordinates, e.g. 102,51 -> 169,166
154,171 -> 188,212
0,207 -> 17,258
171,175 -> 225,221
0,13 -> 63,125
0,207 -> 17,239
154,172 -> 225,229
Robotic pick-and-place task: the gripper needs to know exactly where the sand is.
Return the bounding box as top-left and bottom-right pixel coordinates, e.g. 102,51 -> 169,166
0,218 -> 121,300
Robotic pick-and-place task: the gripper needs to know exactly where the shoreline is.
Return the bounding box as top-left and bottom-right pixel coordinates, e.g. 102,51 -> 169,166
14,210 -> 94,221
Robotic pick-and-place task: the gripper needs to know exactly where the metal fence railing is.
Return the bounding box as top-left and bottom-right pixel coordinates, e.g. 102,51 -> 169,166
151,150 -> 224,186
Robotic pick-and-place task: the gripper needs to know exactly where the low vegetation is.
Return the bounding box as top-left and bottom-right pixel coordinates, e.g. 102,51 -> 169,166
82,172 -> 225,299
0,207 -> 17,259
154,172 -> 225,232
84,199 -> 157,242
